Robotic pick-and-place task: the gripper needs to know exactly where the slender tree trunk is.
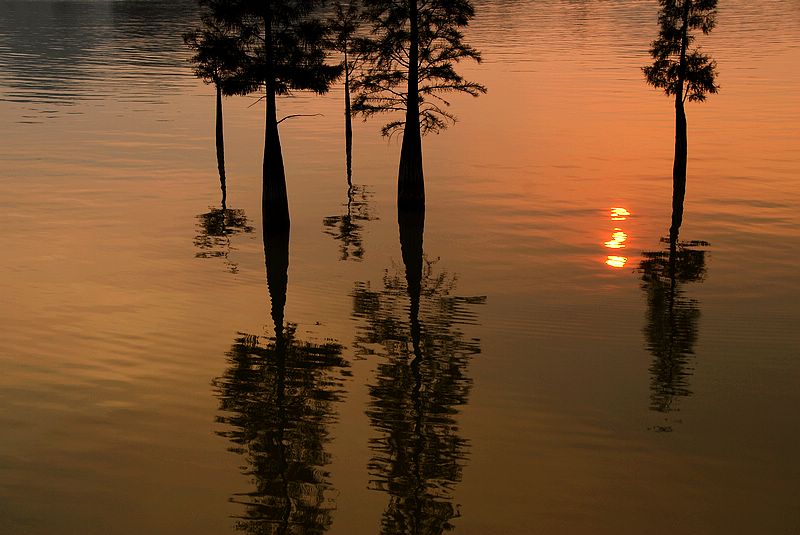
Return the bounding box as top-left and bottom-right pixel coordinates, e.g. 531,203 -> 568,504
263,11 -> 290,230
215,83 -> 227,209
398,0 -> 424,210
671,1 -> 690,240
344,51 -> 353,186
671,103 -> 687,239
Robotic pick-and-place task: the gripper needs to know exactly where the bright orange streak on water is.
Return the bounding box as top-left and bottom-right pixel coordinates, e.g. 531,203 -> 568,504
605,255 -> 628,268
611,207 -> 631,221
604,208 -> 631,268
604,229 -> 628,249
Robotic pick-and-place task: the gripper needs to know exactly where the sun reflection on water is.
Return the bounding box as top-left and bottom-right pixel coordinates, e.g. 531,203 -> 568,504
604,208 -> 631,268
611,207 -> 630,221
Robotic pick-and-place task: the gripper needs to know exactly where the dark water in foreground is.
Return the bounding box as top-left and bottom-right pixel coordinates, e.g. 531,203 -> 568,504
1,0 -> 799,533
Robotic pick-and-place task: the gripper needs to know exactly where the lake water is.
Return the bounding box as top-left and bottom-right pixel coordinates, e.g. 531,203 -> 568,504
1,0 -> 799,533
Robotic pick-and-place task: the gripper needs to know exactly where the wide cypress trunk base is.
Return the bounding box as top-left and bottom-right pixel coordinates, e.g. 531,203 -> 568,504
397,130 -> 425,210
263,216 -> 289,340
263,120 -> 290,231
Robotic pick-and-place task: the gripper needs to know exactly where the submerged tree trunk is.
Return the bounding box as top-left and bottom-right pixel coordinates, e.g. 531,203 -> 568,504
344,51 -> 353,186
398,0 -> 424,210
263,12 -> 290,230
215,83 -> 227,209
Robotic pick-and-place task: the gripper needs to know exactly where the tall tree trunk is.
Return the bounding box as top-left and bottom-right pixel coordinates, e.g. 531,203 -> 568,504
263,11 -> 290,230
398,0 -> 425,210
671,104 -> 687,239
215,83 -> 227,209
671,1 -> 690,240
344,51 -> 353,186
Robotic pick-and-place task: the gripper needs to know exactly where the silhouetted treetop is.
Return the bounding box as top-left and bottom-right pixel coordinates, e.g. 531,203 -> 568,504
184,13 -> 249,94
191,0 -> 341,96
353,0 -> 486,137
643,0 -> 719,103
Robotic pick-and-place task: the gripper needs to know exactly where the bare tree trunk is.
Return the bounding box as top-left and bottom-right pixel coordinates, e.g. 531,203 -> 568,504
344,51 -> 353,186
215,83 -> 227,209
398,0 -> 424,210
263,10 -> 290,230
671,104 -> 687,240
671,1 -> 690,240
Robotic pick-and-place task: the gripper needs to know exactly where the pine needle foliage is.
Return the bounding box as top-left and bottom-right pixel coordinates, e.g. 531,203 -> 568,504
187,0 -> 341,98
643,0 -> 719,103
184,14 -> 248,94
353,0 -> 486,137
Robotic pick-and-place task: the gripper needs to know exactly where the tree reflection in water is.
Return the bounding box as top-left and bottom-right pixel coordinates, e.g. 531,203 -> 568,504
322,184 -> 376,262
639,236 -> 709,432
194,207 -> 254,274
213,221 -> 349,534
352,209 -> 485,534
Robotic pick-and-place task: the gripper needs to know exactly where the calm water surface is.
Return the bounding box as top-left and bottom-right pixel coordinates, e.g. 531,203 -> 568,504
1,0 -> 799,533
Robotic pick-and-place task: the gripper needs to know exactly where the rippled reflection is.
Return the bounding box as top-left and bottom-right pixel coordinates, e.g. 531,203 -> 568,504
639,235 -> 709,432
194,206 -> 254,274
352,209 -> 485,534
213,216 -> 348,533
604,207 -> 631,269
322,184 -> 377,262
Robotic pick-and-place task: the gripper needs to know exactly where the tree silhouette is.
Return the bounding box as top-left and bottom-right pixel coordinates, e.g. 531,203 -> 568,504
352,209 -> 485,533
184,14 -> 246,201
353,1 -> 486,208
187,0 -> 342,229
328,1 -> 364,184
213,214 -> 349,533
643,0 -> 719,238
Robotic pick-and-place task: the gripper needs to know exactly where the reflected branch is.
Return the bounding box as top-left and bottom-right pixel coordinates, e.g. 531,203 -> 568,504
323,184 -> 377,262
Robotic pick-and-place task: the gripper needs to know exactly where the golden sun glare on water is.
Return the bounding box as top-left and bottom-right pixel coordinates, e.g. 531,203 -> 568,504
604,207 -> 631,268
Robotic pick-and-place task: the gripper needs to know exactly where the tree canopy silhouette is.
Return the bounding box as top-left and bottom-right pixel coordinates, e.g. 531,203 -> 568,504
352,0 -> 486,207
186,0 -> 342,228
184,13 -> 247,195
643,0 -> 719,238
